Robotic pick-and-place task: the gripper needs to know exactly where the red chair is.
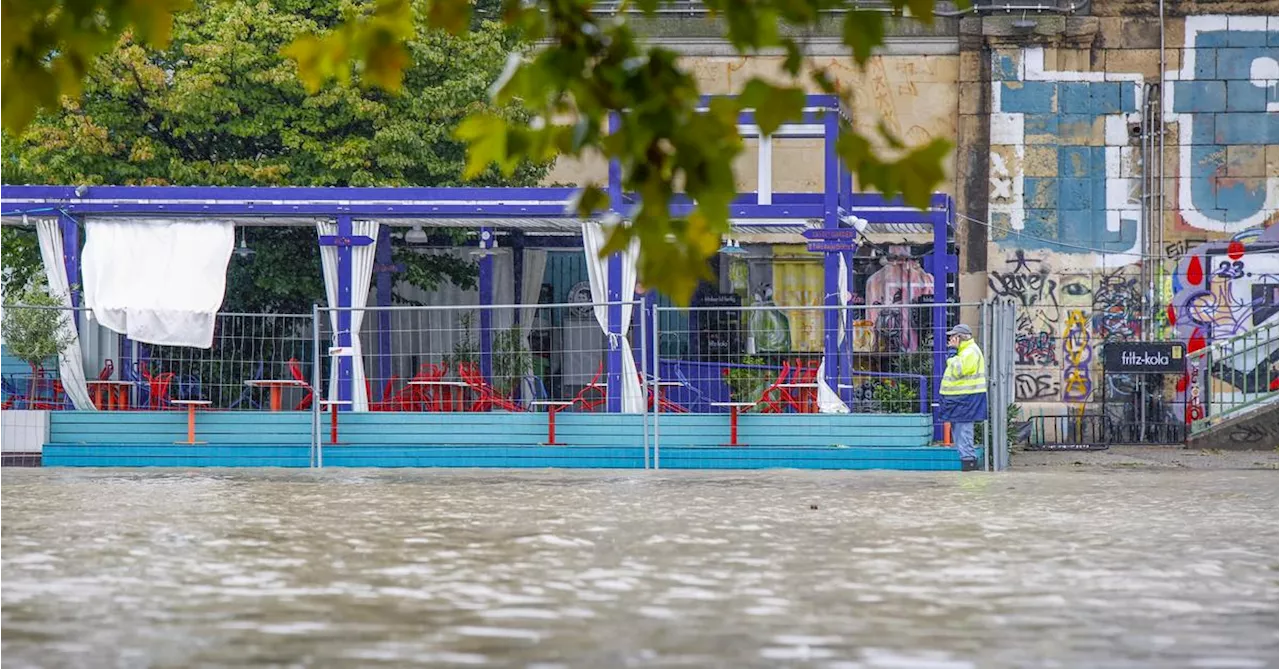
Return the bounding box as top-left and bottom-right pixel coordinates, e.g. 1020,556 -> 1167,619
754,360 -> 796,414
368,375 -> 403,412
409,362 -> 449,411
143,371 -> 175,410
98,360 -> 114,381
457,362 -> 523,412
788,358 -> 821,414
641,373 -> 688,413
288,358 -> 314,411
571,362 -> 607,412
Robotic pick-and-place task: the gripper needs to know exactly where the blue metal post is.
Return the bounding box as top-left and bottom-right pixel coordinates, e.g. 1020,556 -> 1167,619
929,201 -> 952,440
58,212 -> 80,309
478,228 -> 494,382
642,289 -> 657,379
374,226 -> 394,400
821,111 -> 841,397
317,220 -> 375,410
606,112 -> 624,412
837,138 -> 853,386
336,215 -> 355,409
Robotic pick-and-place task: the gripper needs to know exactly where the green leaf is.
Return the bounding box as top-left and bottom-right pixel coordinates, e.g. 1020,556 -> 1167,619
454,114 -> 509,179
899,0 -> 938,25
573,185 -> 609,217
841,10 -> 885,66
739,79 -> 804,138
427,0 -> 473,35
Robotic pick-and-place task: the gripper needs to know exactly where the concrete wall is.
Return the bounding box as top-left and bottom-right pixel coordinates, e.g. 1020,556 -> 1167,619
967,7 -> 1279,416
545,51 -> 962,195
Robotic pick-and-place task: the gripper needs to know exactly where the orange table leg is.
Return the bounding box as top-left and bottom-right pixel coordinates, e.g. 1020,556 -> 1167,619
943,422 -> 952,446
270,387 -> 283,412
175,405 -> 206,445
91,385 -> 105,410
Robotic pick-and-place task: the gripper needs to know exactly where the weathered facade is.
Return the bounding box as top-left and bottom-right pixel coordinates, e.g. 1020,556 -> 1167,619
548,0 -> 1279,420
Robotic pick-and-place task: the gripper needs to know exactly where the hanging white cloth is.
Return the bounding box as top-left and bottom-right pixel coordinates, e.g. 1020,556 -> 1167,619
519,248 -> 548,401
581,221 -> 645,413
81,217 -> 235,347
318,220 -> 380,412
34,218 -> 95,410
817,252 -> 850,413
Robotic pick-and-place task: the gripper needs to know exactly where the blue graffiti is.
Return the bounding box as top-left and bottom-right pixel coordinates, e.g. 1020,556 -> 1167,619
1170,20 -> 1279,232
990,51 -> 1140,253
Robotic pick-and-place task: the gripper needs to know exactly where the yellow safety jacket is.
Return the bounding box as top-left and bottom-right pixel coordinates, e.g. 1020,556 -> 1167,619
940,339 -> 987,396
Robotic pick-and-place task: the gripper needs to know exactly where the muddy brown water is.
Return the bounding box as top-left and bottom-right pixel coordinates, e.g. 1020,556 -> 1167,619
3,468 -> 1277,668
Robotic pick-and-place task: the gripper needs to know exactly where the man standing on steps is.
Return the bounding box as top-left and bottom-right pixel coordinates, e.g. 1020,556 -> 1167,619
941,323 -> 988,472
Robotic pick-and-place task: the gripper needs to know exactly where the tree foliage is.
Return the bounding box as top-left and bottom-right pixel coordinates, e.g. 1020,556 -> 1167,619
1,281 -> 76,370
2,0 -> 544,313
3,0 -> 961,304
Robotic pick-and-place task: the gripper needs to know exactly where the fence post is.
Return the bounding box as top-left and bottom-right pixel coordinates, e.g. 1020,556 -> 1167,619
652,303 -> 662,470
311,303 -> 322,468
639,299 -> 650,470
982,300 -> 993,471
995,298 -> 1015,471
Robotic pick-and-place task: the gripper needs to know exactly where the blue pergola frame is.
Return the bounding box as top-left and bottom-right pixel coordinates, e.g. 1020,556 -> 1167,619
1,95 -> 957,436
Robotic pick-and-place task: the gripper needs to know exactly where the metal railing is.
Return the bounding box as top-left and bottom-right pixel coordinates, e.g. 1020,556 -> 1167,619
2,298 -> 1021,471
1187,321 -> 1280,435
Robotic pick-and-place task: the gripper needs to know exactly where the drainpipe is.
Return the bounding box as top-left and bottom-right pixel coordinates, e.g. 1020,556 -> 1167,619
1157,0 -> 1167,339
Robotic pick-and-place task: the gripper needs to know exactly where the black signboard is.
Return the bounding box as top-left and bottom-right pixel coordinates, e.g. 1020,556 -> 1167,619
1103,342 -> 1187,373
693,293 -> 742,358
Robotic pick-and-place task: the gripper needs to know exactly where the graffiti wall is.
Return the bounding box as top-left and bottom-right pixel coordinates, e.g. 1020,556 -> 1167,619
988,14 -> 1279,414
988,46 -> 1144,257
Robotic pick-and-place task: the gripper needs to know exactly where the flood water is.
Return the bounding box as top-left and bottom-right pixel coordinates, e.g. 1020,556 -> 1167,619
2,468 -> 1277,668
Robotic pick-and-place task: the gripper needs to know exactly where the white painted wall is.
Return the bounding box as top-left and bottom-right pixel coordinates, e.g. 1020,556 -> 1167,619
1,410 -> 48,453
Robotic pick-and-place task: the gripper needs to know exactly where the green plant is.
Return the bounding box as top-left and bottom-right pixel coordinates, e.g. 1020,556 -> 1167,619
492,323 -> 531,397
2,282 -> 75,374
724,355 -> 769,405
976,403 -> 1023,454
444,315 -> 528,396
870,378 -> 920,415
447,312 -> 479,370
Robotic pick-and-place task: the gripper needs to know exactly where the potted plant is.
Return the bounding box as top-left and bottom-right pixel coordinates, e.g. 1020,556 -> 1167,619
492,323 -> 531,398
445,314 -> 530,400
723,355 -> 769,406
2,282 -> 75,407
447,311 -> 479,370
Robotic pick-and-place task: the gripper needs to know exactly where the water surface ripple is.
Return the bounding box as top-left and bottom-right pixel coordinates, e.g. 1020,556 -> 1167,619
3,468 -> 1276,668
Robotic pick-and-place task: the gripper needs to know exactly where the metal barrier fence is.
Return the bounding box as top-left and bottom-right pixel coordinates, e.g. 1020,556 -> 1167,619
649,302 -> 966,416
314,301 -> 645,413
2,298 -> 1019,471
0,305 -> 314,412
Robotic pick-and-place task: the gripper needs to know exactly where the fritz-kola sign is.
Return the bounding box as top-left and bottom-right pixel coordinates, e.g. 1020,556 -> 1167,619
1103,343 -> 1187,374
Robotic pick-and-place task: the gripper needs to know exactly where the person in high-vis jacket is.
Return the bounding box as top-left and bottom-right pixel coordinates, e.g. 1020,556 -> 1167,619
940,323 -> 987,472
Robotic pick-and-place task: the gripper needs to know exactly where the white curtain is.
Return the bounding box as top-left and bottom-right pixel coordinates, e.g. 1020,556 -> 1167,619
582,222 -> 645,413
318,220 -> 380,412
519,248 -> 548,401
817,253 -> 850,413
35,218 -> 95,410
81,218 -> 235,347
